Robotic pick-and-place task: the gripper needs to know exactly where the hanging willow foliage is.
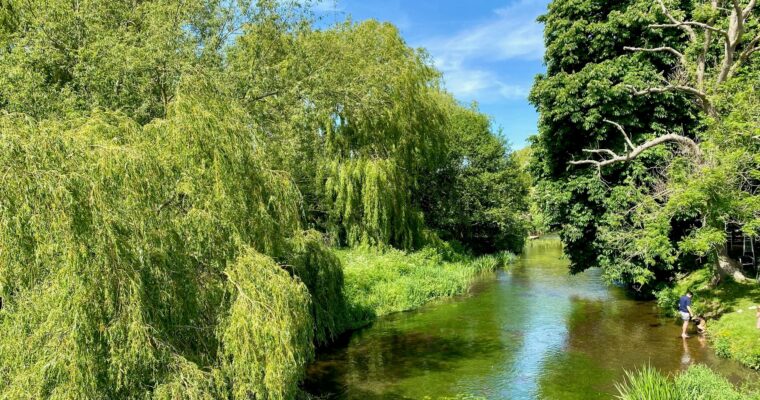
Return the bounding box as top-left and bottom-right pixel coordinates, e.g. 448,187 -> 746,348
0,2 -> 533,397
227,20 -> 449,249
0,82 -> 317,398
320,157 -> 425,249
285,230 -> 348,344
219,248 -> 312,400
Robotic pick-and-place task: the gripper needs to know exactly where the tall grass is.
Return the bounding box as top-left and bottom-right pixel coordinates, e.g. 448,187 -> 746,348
616,364 -> 758,400
336,246 -> 516,330
616,365 -> 684,400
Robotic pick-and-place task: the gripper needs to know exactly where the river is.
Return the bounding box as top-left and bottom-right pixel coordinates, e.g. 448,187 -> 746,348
304,236 -> 758,399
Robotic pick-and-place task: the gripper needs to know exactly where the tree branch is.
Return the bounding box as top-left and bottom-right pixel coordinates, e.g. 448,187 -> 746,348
732,0 -> 744,16
655,0 -> 697,41
624,46 -> 687,67
604,119 -> 635,150
649,22 -> 729,39
626,83 -> 707,100
744,0 -> 757,18
730,33 -> 760,77
625,83 -> 715,116
570,122 -> 702,169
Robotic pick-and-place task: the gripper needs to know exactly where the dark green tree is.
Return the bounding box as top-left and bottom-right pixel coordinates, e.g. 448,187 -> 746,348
533,0 -> 760,289
421,101 -> 529,254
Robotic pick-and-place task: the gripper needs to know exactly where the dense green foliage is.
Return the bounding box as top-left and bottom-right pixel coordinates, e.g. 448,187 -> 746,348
420,101 -> 530,253
532,0 -> 760,290
0,0 -> 527,397
616,364 -> 760,400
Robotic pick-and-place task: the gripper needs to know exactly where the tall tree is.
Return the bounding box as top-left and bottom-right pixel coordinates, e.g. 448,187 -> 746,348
533,0 -> 760,289
420,100 -> 529,254
0,0 -> 226,122
531,0 -> 700,287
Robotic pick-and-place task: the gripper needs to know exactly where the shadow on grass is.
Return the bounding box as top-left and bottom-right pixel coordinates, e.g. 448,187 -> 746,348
696,278 -> 760,317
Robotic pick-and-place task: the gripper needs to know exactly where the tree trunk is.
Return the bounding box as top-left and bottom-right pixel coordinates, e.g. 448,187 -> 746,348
715,247 -> 748,282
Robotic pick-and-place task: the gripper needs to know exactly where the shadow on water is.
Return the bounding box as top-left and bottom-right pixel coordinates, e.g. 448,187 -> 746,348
305,331 -> 506,394
305,237 -> 759,400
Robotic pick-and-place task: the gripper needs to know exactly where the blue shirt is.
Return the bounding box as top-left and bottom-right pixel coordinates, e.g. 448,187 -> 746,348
678,295 -> 692,312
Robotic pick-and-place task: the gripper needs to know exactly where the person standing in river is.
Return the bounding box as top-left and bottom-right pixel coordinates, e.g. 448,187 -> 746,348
679,291 -> 694,338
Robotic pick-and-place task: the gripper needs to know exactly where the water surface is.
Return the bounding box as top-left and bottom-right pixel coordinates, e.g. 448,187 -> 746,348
305,237 -> 758,399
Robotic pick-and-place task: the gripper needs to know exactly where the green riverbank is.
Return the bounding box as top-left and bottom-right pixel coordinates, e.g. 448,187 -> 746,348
332,246 -> 517,336
306,237 -> 759,400
657,269 -> 760,370
617,364 -> 760,400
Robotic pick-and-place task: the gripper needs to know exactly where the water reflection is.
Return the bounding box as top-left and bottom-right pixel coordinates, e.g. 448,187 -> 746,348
304,237 -> 758,399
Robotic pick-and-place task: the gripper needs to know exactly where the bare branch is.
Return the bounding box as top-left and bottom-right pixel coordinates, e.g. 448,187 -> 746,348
744,0 -> 757,18
626,83 -> 707,99
649,22 -> 729,39
624,46 -> 687,66
582,148 -> 619,158
603,119 -> 635,150
732,0 -> 744,16
571,133 -> 701,169
655,0 -> 697,41
626,83 -> 716,116
729,34 -> 760,77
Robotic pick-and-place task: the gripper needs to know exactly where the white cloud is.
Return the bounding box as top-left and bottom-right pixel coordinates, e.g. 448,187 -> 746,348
420,0 -> 546,102
435,1 -> 544,61
497,83 -> 530,99
439,64 -> 530,101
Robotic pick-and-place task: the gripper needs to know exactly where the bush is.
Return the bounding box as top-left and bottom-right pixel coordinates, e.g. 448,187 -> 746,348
654,286 -> 679,317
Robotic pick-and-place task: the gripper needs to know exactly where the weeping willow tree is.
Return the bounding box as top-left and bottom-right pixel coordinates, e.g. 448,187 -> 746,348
284,230 -> 348,344
320,157 -> 424,249
227,19 -> 449,249
311,23 -> 449,249
0,1 -> 530,397
0,79 -> 331,398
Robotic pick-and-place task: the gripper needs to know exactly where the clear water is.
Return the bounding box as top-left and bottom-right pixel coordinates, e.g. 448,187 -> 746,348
304,237 -> 759,399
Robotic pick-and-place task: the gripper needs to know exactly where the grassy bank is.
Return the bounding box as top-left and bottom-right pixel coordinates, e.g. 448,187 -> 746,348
617,364 -> 760,400
331,246 -> 516,334
656,269 -> 760,369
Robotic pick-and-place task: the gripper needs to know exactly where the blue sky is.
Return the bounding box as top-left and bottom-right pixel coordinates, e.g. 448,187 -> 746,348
314,0 -> 550,149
